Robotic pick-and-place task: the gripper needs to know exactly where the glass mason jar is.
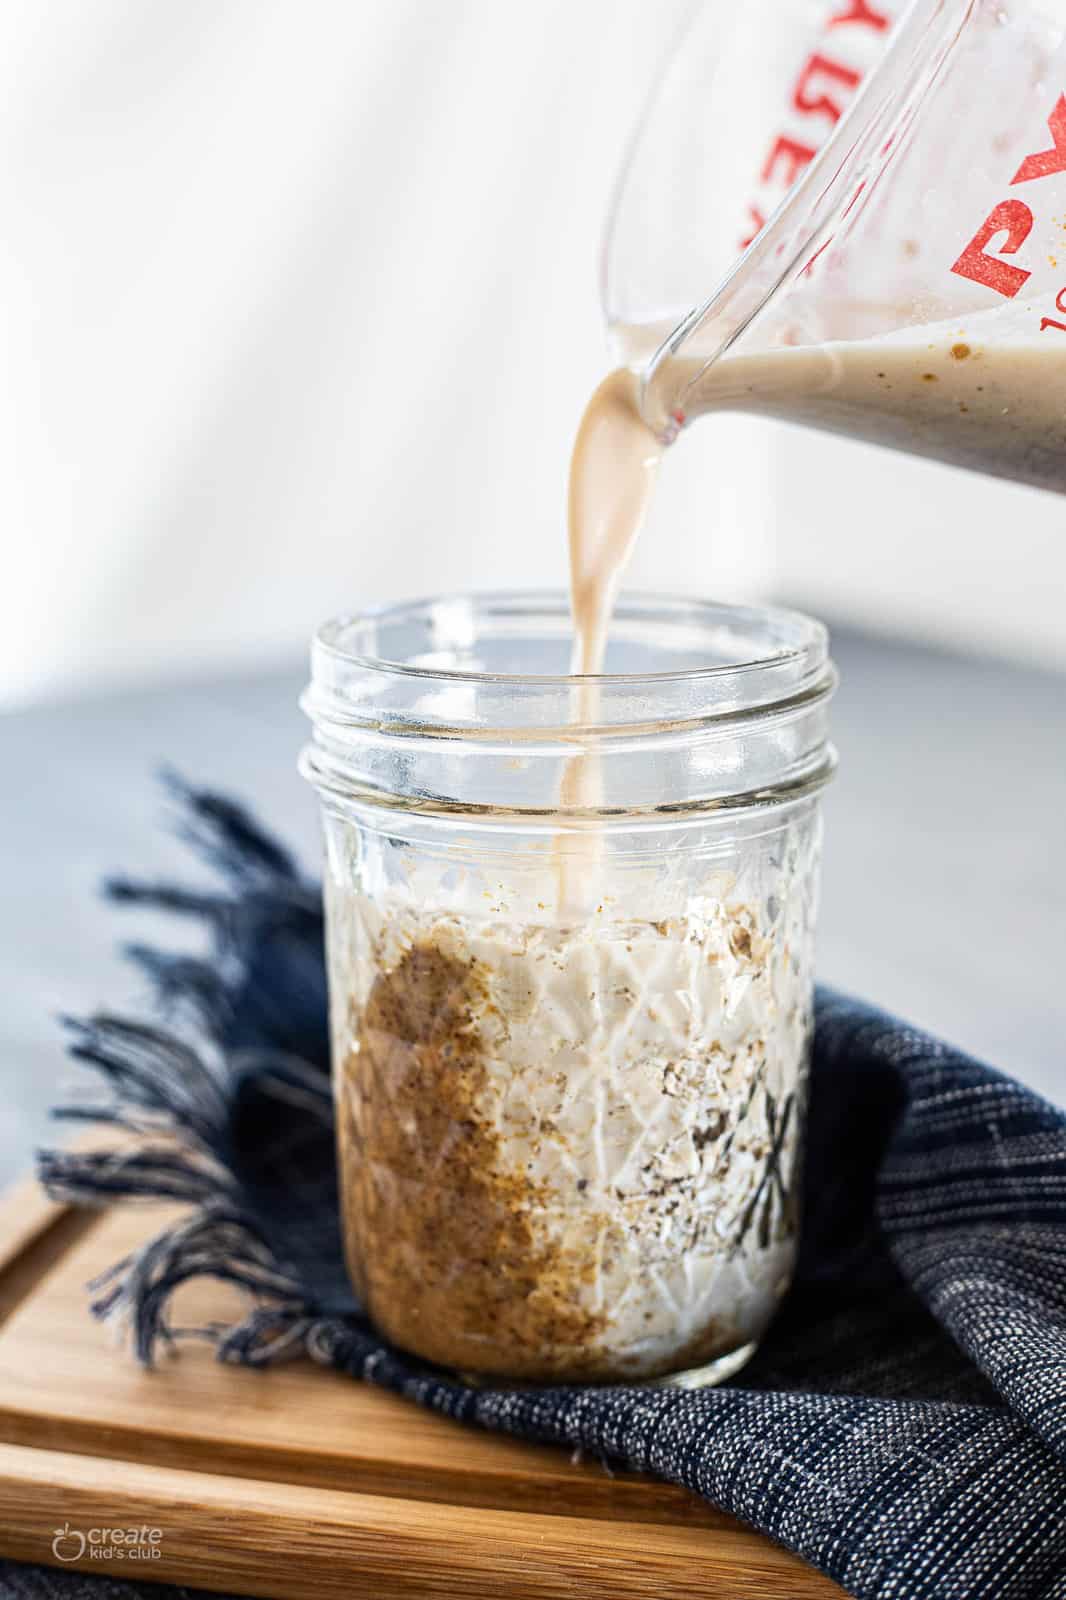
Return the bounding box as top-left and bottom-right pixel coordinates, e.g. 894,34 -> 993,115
301,592 -> 836,1386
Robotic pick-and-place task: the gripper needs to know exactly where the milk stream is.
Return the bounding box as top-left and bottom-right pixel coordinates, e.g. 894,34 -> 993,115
560,293 -> 1066,910
556,371 -> 664,911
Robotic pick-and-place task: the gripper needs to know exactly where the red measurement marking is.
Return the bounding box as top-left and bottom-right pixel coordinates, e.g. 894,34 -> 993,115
738,0 -> 895,252
950,199 -> 1034,299
1039,284 -> 1066,333
1011,94 -> 1066,185
828,0 -> 891,28
762,135 -> 817,186
792,53 -> 861,123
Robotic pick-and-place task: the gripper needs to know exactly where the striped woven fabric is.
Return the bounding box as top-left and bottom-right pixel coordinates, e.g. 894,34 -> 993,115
28,782 -> 1066,1600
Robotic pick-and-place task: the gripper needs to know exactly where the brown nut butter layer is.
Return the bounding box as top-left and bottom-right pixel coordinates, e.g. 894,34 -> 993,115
338,939 -> 621,1380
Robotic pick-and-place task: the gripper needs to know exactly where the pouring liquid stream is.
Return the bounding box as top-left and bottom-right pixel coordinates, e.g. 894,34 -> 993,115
557,369 -> 664,914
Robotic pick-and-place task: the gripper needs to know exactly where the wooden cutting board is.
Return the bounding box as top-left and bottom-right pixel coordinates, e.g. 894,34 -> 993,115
0,1163 -> 839,1599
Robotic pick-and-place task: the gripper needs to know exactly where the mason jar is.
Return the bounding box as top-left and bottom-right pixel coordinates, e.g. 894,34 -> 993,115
300,591 -> 836,1385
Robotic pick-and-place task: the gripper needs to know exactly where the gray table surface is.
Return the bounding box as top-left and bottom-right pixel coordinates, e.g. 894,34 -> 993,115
0,623 -> 1063,1594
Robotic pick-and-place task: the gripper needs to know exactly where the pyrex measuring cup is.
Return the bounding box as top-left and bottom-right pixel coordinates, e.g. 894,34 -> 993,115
607,0 -> 1066,492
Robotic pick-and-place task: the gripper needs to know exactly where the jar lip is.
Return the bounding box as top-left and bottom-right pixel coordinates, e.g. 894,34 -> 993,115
312,589 -> 828,688
303,590 -> 836,816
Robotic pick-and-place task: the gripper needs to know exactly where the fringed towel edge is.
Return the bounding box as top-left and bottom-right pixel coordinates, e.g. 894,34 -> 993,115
36,780 -> 335,1369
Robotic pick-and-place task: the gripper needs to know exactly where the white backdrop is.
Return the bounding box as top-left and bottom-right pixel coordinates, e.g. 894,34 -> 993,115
3,0 -> 1064,709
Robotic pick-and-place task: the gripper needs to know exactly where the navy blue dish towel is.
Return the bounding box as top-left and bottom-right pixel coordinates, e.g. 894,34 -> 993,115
35,782 -> 1066,1600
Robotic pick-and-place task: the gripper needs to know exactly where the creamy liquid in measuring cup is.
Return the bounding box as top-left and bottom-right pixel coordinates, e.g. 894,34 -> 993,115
668,296 -> 1066,492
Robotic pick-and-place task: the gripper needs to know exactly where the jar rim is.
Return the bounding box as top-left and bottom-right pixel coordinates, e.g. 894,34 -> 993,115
302,590 -> 836,819
311,588 -> 828,688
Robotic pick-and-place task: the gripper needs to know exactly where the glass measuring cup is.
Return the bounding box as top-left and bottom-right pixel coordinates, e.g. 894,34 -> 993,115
608,0 -> 1066,492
